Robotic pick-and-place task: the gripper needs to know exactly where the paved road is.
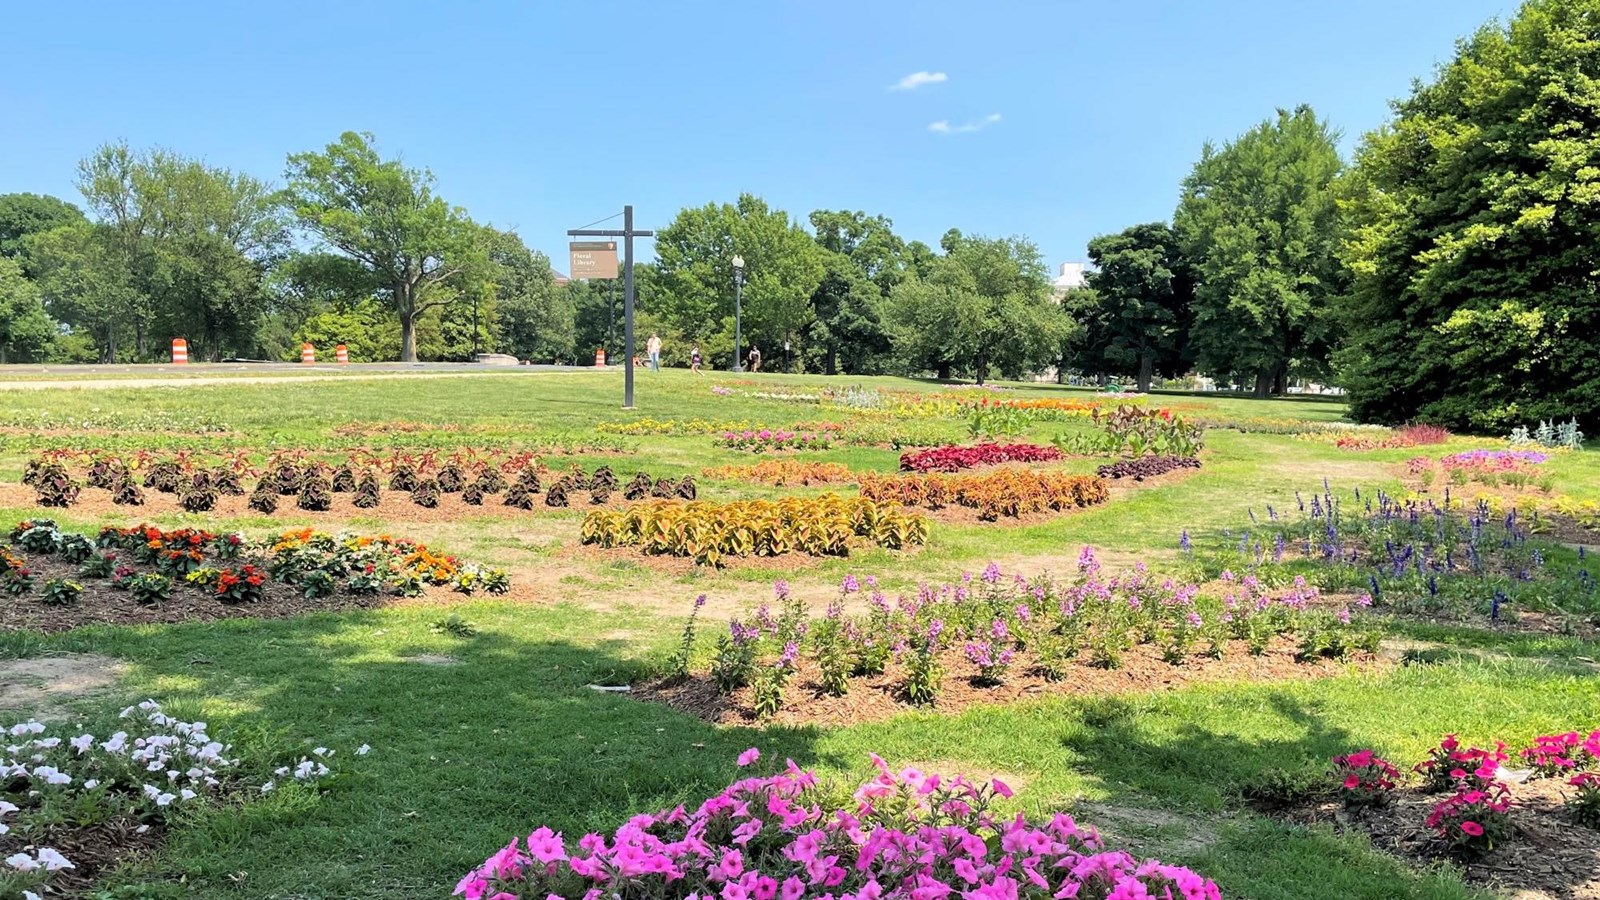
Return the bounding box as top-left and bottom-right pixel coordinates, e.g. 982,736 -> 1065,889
0,363 -> 603,390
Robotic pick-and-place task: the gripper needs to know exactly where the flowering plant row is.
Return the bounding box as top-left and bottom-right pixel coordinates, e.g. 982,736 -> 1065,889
703,460 -> 855,486
455,751 -> 1220,900
1405,450 -> 1553,493
1310,423 -> 1453,450
1095,456 -> 1201,481
714,430 -> 833,453
3,520 -> 510,613
1330,729 -> 1600,856
858,470 -> 1109,521
688,555 -> 1376,715
580,496 -> 927,567
898,443 -> 1062,474
1053,405 -> 1205,459
597,417 -> 767,436
0,700 -> 361,897
1189,482 -> 1595,624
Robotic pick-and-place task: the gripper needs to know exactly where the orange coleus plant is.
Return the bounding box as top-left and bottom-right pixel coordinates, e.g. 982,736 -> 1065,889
859,469 -> 1109,521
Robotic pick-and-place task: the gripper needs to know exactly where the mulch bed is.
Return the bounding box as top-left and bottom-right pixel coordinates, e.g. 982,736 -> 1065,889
1256,778 -> 1600,899
636,637 -> 1380,728
0,553 -> 477,634
0,483 -> 638,526
0,813 -> 167,895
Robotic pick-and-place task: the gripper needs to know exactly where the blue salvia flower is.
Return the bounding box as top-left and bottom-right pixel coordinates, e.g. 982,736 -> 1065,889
1273,533 -> 1285,563
1581,546 -> 1588,561
1531,549 -> 1544,568
1296,491 -> 1305,512
1491,590 -> 1504,621
1179,530 -> 1191,553
1354,486 -> 1361,502
1267,505 -> 1277,521
1427,573 -> 1438,597
1369,574 -> 1382,601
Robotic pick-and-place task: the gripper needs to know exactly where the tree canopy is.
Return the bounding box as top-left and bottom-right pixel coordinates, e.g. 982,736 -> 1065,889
1337,0 -> 1600,430
1080,222 -> 1194,392
1175,105 -> 1344,397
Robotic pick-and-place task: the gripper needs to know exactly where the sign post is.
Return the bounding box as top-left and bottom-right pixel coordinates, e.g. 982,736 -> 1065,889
569,208 -> 653,409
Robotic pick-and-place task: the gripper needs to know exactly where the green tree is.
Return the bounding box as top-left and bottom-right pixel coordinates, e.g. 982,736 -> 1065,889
1338,0 -> 1600,430
885,230 -> 1070,384
1082,223 -> 1194,391
23,222 -> 142,362
0,256 -> 58,363
804,252 -> 891,374
72,142 -> 285,360
1175,105 -> 1344,397
654,194 -> 825,366
282,131 -> 486,362
0,193 -> 86,268
485,228 -> 573,363
809,210 -> 909,295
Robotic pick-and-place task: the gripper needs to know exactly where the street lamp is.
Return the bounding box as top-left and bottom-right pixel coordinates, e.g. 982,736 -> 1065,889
731,254 -> 745,372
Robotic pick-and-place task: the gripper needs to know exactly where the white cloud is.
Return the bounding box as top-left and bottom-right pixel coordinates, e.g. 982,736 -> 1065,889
928,113 -> 1002,135
891,71 -> 948,91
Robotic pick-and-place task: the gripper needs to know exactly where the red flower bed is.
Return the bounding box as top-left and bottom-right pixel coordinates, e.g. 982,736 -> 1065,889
898,442 -> 1062,473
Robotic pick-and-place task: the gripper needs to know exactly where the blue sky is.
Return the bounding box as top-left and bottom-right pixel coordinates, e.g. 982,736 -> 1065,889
2,0 -> 1516,271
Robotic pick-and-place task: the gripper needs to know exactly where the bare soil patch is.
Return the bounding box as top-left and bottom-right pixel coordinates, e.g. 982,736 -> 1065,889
0,812 -> 165,895
637,638 -> 1381,728
1258,778 -> 1600,899
0,653 -> 125,719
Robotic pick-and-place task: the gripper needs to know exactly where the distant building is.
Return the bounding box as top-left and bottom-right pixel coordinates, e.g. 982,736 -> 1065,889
1051,262 -> 1087,296
552,269 -> 570,286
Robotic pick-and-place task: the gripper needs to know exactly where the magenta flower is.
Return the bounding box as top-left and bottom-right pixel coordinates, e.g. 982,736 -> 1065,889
738,747 -> 761,767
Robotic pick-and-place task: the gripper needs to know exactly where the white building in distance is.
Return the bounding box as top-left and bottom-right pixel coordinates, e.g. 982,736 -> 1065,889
1051,262 -> 1087,296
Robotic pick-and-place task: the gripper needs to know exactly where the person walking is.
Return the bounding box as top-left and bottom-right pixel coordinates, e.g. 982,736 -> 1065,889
746,345 -> 762,373
690,344 -> 702,375
647,333 -> 662,372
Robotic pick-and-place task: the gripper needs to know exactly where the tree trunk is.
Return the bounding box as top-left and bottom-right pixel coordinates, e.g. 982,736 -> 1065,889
1254,370 -> 1273,399
1137,353 -> 1154,393
975,353 -> 988,386
397,280 -> 418,362
1273,365 -> 1288,395
937,363 -> 951,380
825,347 -> 837,376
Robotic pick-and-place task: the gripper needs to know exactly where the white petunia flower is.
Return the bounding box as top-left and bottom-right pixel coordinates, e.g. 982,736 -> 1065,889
356,744 -> 371,756
36,848 -> 73,871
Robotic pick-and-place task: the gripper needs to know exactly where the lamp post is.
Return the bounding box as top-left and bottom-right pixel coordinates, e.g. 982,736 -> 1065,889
731,254 -> 745,372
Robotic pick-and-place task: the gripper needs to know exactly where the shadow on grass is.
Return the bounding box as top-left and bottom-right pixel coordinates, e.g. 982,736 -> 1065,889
42,607 -> 838,899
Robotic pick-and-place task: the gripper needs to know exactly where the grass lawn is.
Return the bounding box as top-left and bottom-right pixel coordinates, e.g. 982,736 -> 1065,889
1,368 -> 1594,899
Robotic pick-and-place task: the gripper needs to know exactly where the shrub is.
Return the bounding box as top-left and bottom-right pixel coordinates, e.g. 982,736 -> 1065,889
211,467 -> 245,496
331,465 -> 358,493
143,461 -> 183,493
179,480 -> 219,513
473,468 -> 507,494
85,456 -> 127,489
589,465 -> 617,493
461,482 -> 486,505
411,478 -> 442,509
79,550 -> 118,579
1568,772 -> 1600,830
247,486 -> 279,514
389,463 -> 419,492
674,476 -> 697,500
436,464 -> 465,493
300,569 -> 338,600
39,578 -> 81,606
55,533 -> 94,564
1331,749 -> 1402,807
269,462 -> 304,495
514,467 -> 542,494
544,480 -> 570,508
453,753 -> 1221,900
504,484 -> 537,510
32,463 -> 81,508
1426,783 -> 1512,856
215,565 -> 267,604
353,472 -> 382,509
899,442 -> 1062,473
1414,735 -> 1507,792
297,472 -> 333,512
111,476 -> 145,506
129,572 -> 172,606
623,472 -> 652,501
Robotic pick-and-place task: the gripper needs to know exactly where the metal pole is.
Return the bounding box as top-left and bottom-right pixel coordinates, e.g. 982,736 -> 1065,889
733,276 -> 743,372
623,205 -> 636,409
472,295 -> 480,359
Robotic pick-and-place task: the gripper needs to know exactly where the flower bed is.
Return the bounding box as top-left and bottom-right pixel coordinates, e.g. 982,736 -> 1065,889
14,451 -> 688,515
858,470 -> 1108,521
597,418 -> 764,436
1404,450 -> 1552,493
454,752 -> 1220,900
898,443 -> 1062,473
703,460 -> 854,486
1308,423 -> 1454,450
0,700 -> 360,897
580,496 -> 927,566
1255,729 -> 1600,897
714,429 -> 833,453
1,519 -> 510,632
1096,456 -> 1201,481
646,555 -> 1378,724
1186,484 -> 1598,626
